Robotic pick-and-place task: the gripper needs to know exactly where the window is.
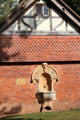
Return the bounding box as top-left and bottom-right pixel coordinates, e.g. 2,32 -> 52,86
43,5 -> 49,16
35,4 -> 50,17
36,4 -> 42,16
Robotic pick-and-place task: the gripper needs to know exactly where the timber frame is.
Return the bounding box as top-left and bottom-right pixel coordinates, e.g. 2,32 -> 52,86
44,0 -> 80,33
0,0 -> 80,33
0,0 -> 37,33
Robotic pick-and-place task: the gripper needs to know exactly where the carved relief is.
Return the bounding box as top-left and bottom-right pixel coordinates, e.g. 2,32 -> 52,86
32,63 -> 58,84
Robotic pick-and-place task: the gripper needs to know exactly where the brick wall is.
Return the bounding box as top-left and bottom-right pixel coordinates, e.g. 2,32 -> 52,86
0,63 -> 80,115
0,35 -> 80,115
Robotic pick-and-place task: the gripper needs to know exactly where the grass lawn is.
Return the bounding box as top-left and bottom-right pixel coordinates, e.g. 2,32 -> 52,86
1,108 -> 80,120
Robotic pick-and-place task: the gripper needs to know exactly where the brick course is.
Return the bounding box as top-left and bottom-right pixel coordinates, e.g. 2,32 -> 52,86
0,36 -> 80,62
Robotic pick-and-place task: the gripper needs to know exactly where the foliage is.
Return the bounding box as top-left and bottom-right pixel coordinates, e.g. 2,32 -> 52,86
0,0 -> 18,23
1,108 -> 80,120
64,0 -> 80,15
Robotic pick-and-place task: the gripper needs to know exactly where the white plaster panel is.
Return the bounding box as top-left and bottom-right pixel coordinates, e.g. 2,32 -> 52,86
20,18 -> 34,31
24,7 -> 34,16
52,10 -> 59,17
36,18 -> 50,31
68,24 -> 75,32
7,21 -> 18,31
52,18 -> 65,31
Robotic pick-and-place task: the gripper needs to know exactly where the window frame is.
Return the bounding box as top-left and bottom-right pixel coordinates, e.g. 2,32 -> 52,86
42,5 -> 50,17
34,3 -> 51,17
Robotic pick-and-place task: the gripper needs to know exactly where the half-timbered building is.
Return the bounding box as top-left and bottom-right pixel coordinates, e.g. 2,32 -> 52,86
0,0 -> 80,115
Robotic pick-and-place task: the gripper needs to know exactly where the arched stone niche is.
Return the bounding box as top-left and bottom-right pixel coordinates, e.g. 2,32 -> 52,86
31,63 -> 58,111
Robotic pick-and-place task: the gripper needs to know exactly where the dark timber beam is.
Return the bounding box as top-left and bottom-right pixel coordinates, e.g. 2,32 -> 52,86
0,0 -> 37,33
44,0 -> 80,33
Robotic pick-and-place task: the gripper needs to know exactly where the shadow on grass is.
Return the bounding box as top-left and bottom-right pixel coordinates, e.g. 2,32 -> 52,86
1,118 -> 43,120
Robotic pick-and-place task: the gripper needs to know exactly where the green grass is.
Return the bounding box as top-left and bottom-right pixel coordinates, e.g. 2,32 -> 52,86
1,108 -> 80,120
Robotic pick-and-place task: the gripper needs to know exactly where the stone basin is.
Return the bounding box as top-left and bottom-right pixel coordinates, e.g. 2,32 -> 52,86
36,91 -> 55,103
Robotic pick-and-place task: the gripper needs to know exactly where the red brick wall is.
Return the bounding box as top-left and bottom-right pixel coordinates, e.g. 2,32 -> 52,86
0,35 -> 80,115
0,63 -> 80,115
